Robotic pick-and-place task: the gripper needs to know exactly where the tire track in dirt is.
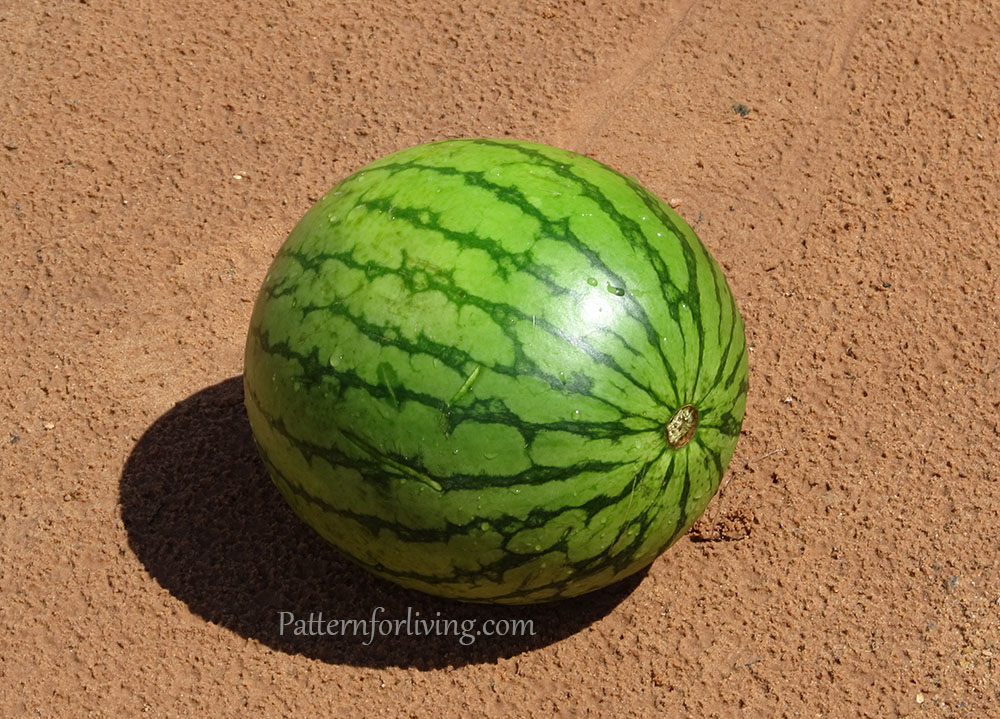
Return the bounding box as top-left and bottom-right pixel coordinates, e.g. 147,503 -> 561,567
0,4 -> 47,154
826,0 -> 874,78
551,0 -> 698,152
552,0 -> 876,243
783,0 -> 874,238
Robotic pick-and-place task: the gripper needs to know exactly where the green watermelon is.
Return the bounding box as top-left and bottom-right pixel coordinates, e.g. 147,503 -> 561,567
244,138 -> 748,604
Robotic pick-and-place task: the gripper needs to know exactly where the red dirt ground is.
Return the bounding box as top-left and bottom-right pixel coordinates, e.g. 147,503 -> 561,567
2,1 -> 999,716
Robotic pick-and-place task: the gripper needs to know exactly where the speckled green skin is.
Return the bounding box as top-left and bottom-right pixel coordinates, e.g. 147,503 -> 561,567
244,138 -> 748,604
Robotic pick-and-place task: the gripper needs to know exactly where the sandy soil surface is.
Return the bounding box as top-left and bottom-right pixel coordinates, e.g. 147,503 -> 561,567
3,1 -> 999,716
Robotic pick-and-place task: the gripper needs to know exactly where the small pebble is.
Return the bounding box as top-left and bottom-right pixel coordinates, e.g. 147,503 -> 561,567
43,421 -> 55,430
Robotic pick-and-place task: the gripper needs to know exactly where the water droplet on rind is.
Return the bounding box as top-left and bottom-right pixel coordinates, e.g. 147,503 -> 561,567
586,277 -> 598,287
606,283 -> 625,297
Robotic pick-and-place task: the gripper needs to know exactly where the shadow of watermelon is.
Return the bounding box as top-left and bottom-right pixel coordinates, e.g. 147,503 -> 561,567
119,376 -> 643,668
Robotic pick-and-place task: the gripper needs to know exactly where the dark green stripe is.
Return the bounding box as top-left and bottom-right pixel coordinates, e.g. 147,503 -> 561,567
693,293 -> 743,412
666,457 -> 693,550
255,418 -> 673,592
362,150 -> 681,405
271,242 -> 648,423
466,139 -> 693,402
250,323 -> 655,453
246,378 -> 646,491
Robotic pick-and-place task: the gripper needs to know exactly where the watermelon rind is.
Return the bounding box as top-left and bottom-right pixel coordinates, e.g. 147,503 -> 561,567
244,138 -> 748,604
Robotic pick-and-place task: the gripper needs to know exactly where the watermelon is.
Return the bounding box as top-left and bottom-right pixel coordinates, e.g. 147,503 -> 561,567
243,138 -> 748,604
